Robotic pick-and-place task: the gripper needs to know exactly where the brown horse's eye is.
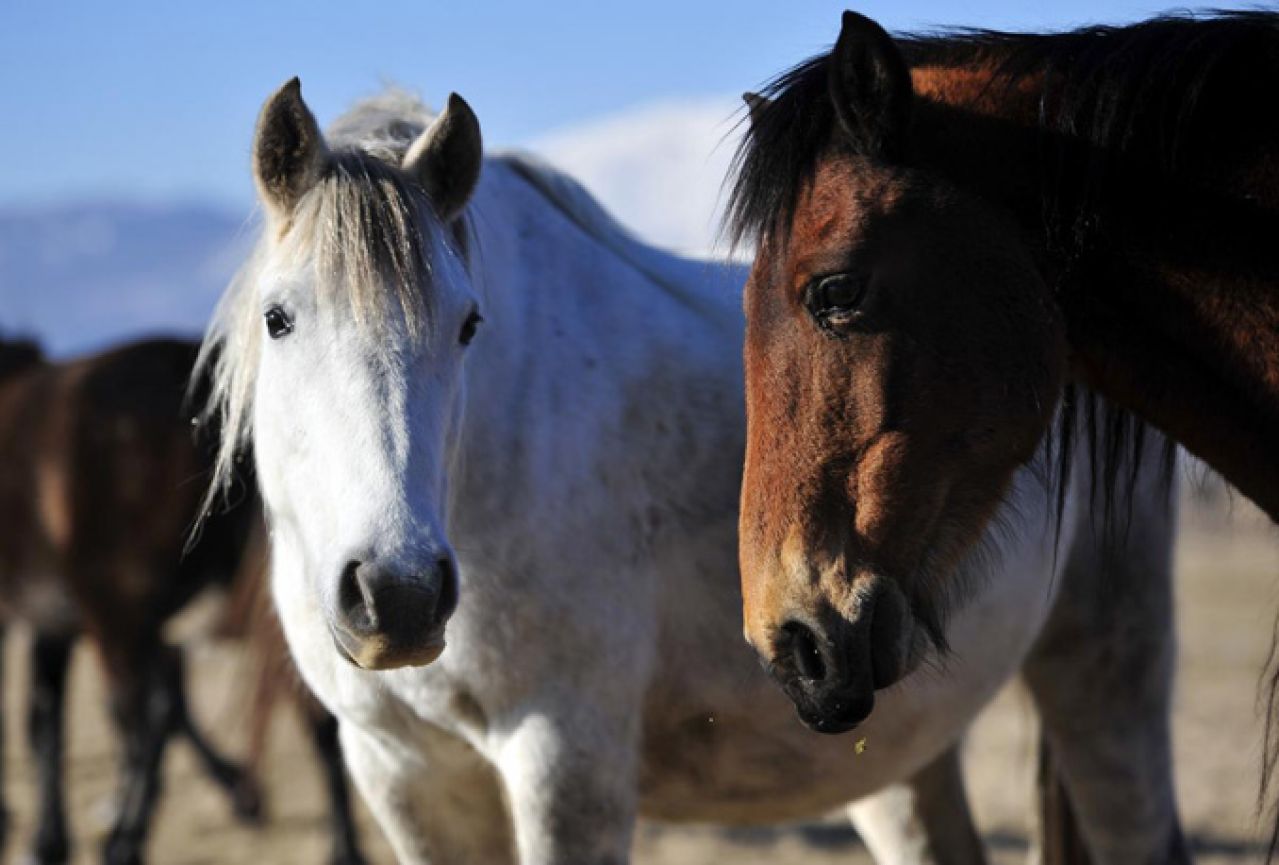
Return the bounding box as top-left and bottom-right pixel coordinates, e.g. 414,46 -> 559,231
264,306 -> 294,339
804,274 -> 867,335
459,309 -> 483,346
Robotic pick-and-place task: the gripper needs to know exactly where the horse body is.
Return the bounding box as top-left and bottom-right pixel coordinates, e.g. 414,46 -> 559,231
210,84 -> 1135,863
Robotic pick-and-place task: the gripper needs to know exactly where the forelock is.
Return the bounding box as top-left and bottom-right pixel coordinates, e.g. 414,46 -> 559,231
287,150 -> 436,339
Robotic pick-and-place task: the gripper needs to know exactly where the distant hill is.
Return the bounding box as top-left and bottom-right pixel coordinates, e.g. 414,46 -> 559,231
0,97 -> 741,356
0,201 -> 250,355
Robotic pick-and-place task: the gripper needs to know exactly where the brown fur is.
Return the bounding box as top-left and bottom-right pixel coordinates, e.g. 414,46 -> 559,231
739,150 -> 1065,678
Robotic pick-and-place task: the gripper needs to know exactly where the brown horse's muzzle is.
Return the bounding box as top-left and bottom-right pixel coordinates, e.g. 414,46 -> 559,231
330,558 -> 458,670
760,575 -> 914,734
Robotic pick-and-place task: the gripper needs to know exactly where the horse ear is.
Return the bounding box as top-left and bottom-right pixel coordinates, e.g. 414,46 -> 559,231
827,10 -> 912,161
253,78 -> 329,223
742,91 -> 773,128
403,93 -> 483,223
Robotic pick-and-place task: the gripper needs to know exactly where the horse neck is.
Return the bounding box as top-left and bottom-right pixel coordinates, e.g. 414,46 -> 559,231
459,160 -> 744,388
912,62 -> 1279,520
449,163 -> 745,519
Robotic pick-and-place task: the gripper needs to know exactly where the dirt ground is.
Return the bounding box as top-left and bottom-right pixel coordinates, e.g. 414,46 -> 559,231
1,484 -> 1275,864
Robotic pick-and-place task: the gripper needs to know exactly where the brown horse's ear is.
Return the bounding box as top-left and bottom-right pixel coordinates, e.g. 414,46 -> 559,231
742,91 -> 773,128
827,10 -> 912,161
253,78 -> 329,224
402,93 -> 483,223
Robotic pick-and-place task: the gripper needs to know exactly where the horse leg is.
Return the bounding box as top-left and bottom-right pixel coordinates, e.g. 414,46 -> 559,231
168,646 -> 262,821
847,743 -> 987,865
1033,736 -> 1091,865
300,695 -> 367,865
495,709 -> 639,865
100,643 -> 182,865
28,632 -> 74,865
340,720 -> 513,865
1021,472 -> 1188,865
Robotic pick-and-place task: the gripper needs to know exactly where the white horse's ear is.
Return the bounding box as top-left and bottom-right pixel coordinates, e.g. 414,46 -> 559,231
742,91 -> 773,128
253,77 -> 329,224
403,93 -> 482,223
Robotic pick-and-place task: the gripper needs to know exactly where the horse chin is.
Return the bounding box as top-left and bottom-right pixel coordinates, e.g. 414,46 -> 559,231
772,592 -> 928,736
793,689 -> 875,735
329,625 -> 447,671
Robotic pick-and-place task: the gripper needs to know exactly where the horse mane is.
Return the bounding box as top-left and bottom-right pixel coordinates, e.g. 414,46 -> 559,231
197,89 -> 446,512
494,152 -> 644,257
491,152 -> 719,308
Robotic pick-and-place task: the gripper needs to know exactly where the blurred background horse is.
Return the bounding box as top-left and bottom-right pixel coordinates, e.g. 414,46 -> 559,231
0,336 -> 364,865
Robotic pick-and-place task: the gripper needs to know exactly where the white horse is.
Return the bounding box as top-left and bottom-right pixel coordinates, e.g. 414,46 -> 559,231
200,80 -> 1179,864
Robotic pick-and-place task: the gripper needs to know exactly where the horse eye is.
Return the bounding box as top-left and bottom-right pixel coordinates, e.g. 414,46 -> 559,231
459,310 -> 483,346
264,306 -> 294,340
814,274 -> 865,311
805,273 -> 867,334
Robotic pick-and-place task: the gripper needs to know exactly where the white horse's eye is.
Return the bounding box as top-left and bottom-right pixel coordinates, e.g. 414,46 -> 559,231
459,310 -> 483,346
264,306 -> 294,340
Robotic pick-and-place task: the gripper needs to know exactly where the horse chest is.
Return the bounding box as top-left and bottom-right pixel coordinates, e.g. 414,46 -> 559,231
636,488 -> 1063,823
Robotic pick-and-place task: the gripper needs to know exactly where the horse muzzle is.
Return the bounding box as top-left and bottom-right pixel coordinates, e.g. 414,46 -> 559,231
762,578 -> 914,735
330,557 -> 458,670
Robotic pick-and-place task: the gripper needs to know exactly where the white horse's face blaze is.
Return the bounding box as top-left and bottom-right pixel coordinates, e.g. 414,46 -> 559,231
255,243 -> 475,671
238,79 -> 484,671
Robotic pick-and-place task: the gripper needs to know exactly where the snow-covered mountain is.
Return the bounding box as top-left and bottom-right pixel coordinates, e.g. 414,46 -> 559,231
0,97 -> 741,356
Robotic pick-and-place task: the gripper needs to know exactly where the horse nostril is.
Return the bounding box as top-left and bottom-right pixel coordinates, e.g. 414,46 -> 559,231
783,620 -> 827,683
434,557 -> 459,619
338,560 -> 377,632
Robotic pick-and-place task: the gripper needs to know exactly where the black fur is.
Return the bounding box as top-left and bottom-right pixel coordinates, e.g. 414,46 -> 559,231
828,11 -> 913,163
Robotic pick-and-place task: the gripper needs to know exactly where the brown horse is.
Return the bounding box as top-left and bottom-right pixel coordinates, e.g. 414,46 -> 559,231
0,337 -> 364,865
727,9 -> 1279,863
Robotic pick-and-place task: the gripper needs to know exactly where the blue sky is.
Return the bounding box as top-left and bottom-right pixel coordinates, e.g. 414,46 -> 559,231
0,0 -> 1232,209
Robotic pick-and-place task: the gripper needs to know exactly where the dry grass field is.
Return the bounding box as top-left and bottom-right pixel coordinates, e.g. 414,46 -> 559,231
1,482 -> 1275,864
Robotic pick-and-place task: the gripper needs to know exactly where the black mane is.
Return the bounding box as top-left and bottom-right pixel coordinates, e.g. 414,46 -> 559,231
726,9 -> 1279,250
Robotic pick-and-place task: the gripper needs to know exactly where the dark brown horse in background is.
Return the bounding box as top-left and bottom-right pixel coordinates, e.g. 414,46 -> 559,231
728,10 -> 1279,864
0,337 -> 365,865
